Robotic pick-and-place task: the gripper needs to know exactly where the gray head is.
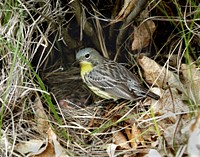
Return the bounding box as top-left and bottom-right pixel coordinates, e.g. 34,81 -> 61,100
76,48 -> 104,65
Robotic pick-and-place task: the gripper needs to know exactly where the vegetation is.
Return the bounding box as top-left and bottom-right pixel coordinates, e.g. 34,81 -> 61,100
0,0 -> 200,156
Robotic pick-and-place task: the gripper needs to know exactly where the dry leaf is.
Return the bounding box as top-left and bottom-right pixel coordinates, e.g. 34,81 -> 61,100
111,0 -> 137,23
144,149 -> 161,157
131,124 -> 145,147
15,140 -> 46,155
125,124 -> 145,148
34,97 -> 49,134
163,121 -> 185,147
106,143 -> 118,157
15,128 -> 68,157
132,20 -> 156,50
187,112 -> 200,157
146,88 -> 189,122
181,64 -> 200,104
190,112 -> 200,132
124,124 -> 132,140
187,128 -> 200,157
112,128 -> 131,150
46,128 -> 67,157
137,55 -> 183,90
30,141 -> 55,157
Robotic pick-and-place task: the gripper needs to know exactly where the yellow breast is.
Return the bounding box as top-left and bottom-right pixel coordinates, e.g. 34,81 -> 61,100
80,61 -> 93,78
79,61 -> 118,100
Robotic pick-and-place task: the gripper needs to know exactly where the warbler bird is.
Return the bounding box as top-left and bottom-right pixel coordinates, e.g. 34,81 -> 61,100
76,48 -> 160,101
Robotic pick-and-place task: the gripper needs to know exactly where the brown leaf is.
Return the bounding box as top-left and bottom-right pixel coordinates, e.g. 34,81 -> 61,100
124,125 -> 133,146
112,128 -> 131,150
137,55 -> 183,90
33,141 -> 55,157
132,20 -> 156,50
131,124 -> 145,147
125,124 -> 145,148
181,64 -> 200,104
15,128 -> 68,157
15,140 -> 46,155
46,128 -> 67,157
145,88 -> 189,123
111,0 -> 137,23
190,112 -> 200,133
34,97 -> 49,134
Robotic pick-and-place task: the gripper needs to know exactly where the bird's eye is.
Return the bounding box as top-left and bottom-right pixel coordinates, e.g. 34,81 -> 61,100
85,53 -> 90,59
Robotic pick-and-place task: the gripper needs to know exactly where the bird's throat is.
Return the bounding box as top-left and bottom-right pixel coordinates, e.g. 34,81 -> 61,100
80,61 -> 93,77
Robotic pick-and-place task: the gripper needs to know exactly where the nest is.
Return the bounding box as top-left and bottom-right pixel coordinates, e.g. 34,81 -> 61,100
1,0 -> 199,156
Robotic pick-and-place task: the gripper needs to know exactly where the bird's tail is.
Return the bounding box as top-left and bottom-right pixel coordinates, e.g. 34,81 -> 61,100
137,87 -> 160,100
146,90 -> 160,100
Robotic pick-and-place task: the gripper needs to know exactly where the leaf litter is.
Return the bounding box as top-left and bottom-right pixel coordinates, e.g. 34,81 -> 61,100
1,0 -> 199,157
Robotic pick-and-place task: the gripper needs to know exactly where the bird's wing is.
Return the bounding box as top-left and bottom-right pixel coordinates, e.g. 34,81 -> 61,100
85,62 -> 141,100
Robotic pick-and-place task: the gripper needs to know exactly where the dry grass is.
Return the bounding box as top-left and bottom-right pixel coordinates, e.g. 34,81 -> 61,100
0,0 -> 199,156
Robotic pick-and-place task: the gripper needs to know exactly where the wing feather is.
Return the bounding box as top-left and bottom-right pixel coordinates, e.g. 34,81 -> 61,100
84,61 -> 144,100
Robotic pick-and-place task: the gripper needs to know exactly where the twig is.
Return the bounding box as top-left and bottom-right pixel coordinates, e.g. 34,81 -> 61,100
70,0 -> 101,50
116,0 -> 148,58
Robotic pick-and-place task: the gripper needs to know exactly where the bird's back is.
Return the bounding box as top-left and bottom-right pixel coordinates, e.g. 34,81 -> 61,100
85,60 -> 159,100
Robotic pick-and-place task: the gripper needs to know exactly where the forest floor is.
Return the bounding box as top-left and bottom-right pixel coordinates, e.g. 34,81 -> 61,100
0,0 -> 200,156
